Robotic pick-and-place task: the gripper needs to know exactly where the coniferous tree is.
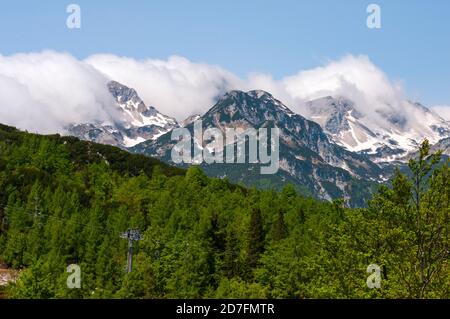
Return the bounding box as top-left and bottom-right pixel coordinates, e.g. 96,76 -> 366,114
270,210 -> 288,242
0,125 -> 449,299
223,230 -> 240,279
245,208 -> 265,274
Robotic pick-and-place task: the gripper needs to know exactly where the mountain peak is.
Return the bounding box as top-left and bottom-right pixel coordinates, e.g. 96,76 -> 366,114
107,80 -> 141,104
67,80 -> 179,148
205,89 -> 296,128
247,89 -> 273,99
306,94 -> 450,161
223,89 -> 274,101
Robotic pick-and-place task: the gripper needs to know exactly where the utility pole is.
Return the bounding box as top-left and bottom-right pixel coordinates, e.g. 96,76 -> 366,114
120,229 -> 142,273
33,196 -> 42,222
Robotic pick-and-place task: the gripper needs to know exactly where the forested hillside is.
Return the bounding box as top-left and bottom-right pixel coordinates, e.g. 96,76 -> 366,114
0,124 -> 448,298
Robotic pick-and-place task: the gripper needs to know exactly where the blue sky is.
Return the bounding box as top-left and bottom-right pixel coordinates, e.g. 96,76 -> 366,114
0,0 -> 449,106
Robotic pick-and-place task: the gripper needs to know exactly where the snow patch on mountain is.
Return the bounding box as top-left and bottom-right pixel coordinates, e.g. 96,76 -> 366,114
305,96 -> 450,162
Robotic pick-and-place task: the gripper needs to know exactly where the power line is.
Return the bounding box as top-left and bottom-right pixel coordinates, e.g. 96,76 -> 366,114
0,203 -> 118,236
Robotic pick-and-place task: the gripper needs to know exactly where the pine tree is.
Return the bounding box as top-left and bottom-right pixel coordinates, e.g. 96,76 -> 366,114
245,207 -> 265,273
223,230 -> 240,279
271,210 -> 288,242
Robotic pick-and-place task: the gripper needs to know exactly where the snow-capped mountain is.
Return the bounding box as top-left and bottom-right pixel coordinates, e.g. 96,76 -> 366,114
63,83 -> 447,205
132,90 -> 384,206
67,81 -> 179,148
305,96 -> 450,162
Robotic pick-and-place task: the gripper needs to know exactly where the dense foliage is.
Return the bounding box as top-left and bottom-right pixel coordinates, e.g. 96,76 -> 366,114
0,124 -> 448,298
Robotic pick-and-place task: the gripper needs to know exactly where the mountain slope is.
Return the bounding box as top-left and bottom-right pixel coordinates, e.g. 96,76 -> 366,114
131,90 -> 384,206
0,123 -> 184,179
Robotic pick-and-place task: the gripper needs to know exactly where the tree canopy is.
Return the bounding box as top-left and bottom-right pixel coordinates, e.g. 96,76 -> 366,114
0,124 -> 448,298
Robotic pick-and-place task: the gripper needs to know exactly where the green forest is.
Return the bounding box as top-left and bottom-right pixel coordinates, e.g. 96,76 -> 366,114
0,123 -> 448,299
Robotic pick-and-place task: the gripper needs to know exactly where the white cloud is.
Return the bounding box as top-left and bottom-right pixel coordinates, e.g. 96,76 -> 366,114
0,51 -> 121,133
0,51 -> 447,136
430,105 -> 450,121
245,55 -> 411,128
283,55 -> 402,102
244,55 -> 444,133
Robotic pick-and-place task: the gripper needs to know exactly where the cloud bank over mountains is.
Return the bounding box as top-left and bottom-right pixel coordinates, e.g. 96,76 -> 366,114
0,50 -> 448,134
85,54 -> 240,121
